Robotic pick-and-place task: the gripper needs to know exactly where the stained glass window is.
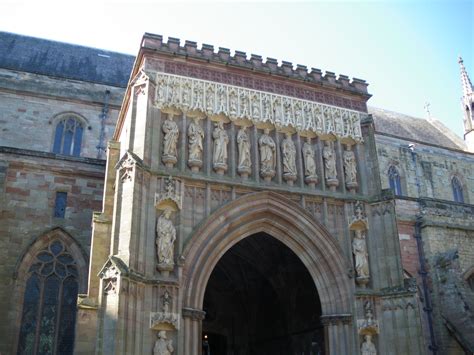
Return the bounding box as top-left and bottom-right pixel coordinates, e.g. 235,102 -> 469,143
17,240 -> 79,355
452,177 -> 464,203
52,117 -> 84,157
388,166 -> 402,196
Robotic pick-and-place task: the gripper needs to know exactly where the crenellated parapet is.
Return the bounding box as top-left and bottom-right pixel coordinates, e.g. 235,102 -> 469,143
141,33 -> 370,111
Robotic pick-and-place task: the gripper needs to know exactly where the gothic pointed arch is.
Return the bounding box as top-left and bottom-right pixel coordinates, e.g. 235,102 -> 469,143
451,175 -> 465,203
13,228 -> 88,355
182,190 -> 352,313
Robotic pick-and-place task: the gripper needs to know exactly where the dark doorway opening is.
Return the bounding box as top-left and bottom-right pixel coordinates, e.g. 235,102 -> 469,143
202,233 -> 325,355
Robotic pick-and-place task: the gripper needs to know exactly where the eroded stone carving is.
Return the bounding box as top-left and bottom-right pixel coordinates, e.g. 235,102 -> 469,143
259,128 -> 276,181
302,137 -> 318,186
281,132 -> 297,185
154,73 -> 363,142
212,121 -> 228,175
353,230 -> 370,286
156,208 -> 176,272
358,300 -> 379,335
237,126 -> 251,178
162,115 -> 179,168
323,140 -> 338,189
119,156 -> 135,183
187,118 -> 204,172
343,145 -> 358,191
361,334 -> 377,355
153,331 -> 174,355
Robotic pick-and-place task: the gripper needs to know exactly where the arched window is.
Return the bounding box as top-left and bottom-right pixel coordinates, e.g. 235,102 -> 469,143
52,116 -> 84,156
388,166 -> 402,195
17,239 -> 79,355
452,176 -> 464,203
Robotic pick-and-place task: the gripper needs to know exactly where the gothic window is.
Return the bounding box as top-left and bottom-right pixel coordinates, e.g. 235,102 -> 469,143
52,116 -> 84,156
388,166 -> 402,195
17,239 -> 79,355
452,176 -> 464,203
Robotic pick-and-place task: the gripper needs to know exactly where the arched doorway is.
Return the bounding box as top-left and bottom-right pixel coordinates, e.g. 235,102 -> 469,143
181,192 -> 354,355
202,232 -> 324,355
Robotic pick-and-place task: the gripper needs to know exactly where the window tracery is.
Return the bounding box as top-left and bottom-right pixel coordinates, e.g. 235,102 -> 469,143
52,116 -> 84,156
17,239 -> 79,355
451,176 -> 464,203
388,165 -> 402,195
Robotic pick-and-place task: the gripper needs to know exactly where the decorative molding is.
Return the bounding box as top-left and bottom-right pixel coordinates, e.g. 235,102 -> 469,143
154,72 -> 364,142
182,307 -> 206,321
150,312 -> 180,330
349,201 -> 368,230
320,313 -> 352,325
155,176 -> 183,211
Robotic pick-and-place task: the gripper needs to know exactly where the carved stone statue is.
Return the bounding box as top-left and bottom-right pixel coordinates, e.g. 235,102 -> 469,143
162,115 -> 179,167
153,331 -> 174,355
353,230 -> 369,281
343,147 -> 358,191
187,118 -> 204,171
162,290 -> 171,313
258,128 -> 276,181
281,132 -> 297,184
361,334 -> 377,355
302,137 -> 318,185
156,208 -> 176,271
323,141 -> 338,189
212,121 -> 228,174
237,127 -> 251,178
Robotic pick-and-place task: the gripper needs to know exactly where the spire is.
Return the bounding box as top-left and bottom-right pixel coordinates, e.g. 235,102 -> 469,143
459,56 -> 473,97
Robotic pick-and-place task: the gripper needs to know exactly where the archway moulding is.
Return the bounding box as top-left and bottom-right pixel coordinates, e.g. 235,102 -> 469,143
181,191 -> 353,316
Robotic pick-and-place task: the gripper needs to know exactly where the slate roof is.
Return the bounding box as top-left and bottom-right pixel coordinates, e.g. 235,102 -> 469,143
369,106 -> 466,150
0,31 -> 135,88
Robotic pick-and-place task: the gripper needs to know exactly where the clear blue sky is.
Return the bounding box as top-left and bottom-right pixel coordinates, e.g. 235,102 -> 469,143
1,0 -> 472,137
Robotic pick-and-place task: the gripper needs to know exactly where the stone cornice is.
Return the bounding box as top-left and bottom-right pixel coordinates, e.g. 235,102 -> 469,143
154,72 -> 364,143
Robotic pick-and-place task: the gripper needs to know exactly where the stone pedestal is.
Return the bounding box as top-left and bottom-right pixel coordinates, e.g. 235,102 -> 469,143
305,175 -> 319,188
162,155 -> 177,168
261,170 -> 275,182
188,159 -> 202,172
283,172 -> 297,186
213,163 -> 228,175
238,166 -> 251,180
326,178 -> 339,191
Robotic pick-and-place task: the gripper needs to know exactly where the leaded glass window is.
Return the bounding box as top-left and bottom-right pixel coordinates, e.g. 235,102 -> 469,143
52,117 -> 83,156
452,176 -> 464,203
17,240 -> 79,355
388,166 -> 402,195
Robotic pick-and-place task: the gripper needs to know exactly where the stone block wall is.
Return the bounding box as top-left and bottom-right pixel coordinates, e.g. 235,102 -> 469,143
376,134 -> 474,203
0,149 -> 105,354
0,68 -> 124,159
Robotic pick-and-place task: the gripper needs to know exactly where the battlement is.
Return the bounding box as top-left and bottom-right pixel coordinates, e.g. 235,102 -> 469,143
141,33 -> 370,97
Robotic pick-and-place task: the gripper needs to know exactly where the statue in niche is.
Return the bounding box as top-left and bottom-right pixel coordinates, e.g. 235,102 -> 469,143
343,148 -> 357,184
169,79 -> 180,105
239,90 -> 249,117
182,81 -> 191,108
205,85 -> 215,113
229,89 -> 238,116
281,132 -> 297,178
237,127 -> 251,175
352,230 -> 369,279
302,137 -> 318,183
361,334 -> 377,355
217,85 -> 226,113
258,128 -> 276,179
323,141 -> 337,180
161,290 -> 171,313
251,94 -> 260,119
153,331 -> 174,355
192,82 -> 204,111
156,208 -> 176,269
212,121 -> 228,173
262,95 -> 271,121
162,115 -> 179,167
187,118 -> 204,170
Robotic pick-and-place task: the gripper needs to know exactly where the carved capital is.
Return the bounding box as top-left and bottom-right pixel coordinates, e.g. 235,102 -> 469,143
182,307 -> 206,321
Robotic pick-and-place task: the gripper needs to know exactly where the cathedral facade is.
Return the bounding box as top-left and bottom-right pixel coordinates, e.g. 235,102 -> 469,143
0,32 -> 473,355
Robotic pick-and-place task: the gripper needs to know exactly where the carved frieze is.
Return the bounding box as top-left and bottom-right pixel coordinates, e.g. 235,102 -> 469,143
154,72 -> 364,142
